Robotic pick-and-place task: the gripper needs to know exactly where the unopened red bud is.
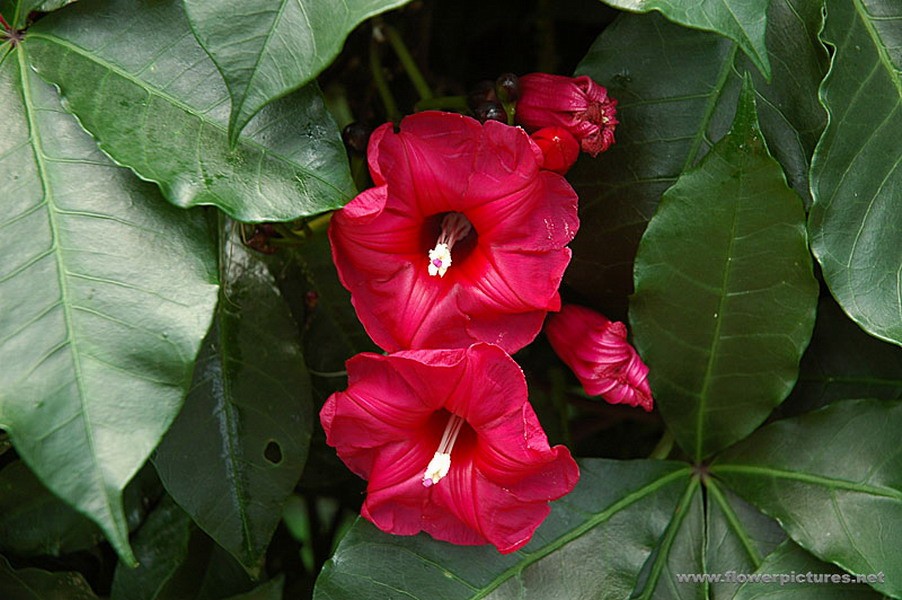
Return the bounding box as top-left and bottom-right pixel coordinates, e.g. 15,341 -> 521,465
530,127 -> 580,175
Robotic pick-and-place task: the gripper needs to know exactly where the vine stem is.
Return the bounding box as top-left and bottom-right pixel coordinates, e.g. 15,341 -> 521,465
369,33 -> 401,123
0,13 -> 12,32
648,429 -> 675,460
381,23 -> 433,101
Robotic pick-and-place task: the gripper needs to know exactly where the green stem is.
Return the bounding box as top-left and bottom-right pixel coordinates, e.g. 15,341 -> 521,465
369,35 -> 401,122
305,212 -> 333,234
382,23 -> 433,101
415,95 -> 470,113
648,429 -> 675,460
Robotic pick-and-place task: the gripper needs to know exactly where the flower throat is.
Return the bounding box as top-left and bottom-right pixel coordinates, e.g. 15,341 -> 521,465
422,413 -> 465,487
427,213 -> 473,278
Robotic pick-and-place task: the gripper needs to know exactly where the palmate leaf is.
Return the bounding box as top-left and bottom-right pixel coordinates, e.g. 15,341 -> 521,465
153,221 -> 313,575
630,79 -> 819,460
314,460 -> 693,599
568,0 -> 827,317
714,399 -> 902,598
597,0 -> 770,78
809,0 -> 902,347
184,0 -> 413,144
0,41 -> 218,563
23,0 -> 355,222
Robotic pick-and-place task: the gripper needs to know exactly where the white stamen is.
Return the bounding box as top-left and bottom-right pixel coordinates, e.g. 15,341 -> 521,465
427,213 -> 472,277
422,414 -> 464,487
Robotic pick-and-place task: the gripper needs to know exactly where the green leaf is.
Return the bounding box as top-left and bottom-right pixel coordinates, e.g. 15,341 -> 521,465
0,555 -> 98,599
781,296 -> 902,418
0,43 -> 218,564
314,460 -> 692,600
153,220 -> 312,575
0,461 -> 102,557
808,0 -> 902,347
631,78 -> 819,460
569,1 -> 827,317
597,0 -> 771,78
184,0 -> 412,144
23,0 -> 355,222
713,399 -> 902,597
111,496 -> 193,600
734,540 -> 889,600
705,481 -> 786,599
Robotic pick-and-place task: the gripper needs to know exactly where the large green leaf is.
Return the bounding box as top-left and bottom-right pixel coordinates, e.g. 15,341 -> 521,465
713,399 -> 902,597
569,0 -> 827,317
0,555 -> 98,600
631,79 -> 819,460
597,0 -> 770,78
0,42 -> 218,563
153,221 -> 312,575
314,460 -> 692,599
734,540 -> 888,600
184,0 -> 412,144
808,0 -> 902,347
23,0 -> 355,222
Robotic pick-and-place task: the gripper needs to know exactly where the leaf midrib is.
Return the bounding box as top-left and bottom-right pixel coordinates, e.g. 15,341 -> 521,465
15,44 -> 122,547
711,464 -> 902,501
24,32 -> 350,200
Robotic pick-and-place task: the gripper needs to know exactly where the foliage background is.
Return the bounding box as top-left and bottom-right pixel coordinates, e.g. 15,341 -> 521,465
0,0 -> 899,598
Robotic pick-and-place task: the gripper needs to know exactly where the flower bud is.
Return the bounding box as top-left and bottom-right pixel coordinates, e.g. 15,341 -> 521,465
473,101 -> 507,124
516,73 -> 618,157
495,72 -> 520,103
530,127 -> 579,175
342,122 -> 372,155
546,305 -> 653,411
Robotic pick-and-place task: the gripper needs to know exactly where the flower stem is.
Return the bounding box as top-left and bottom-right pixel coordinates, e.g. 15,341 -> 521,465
382,23 -> 433,101
415,95 -> 470,113
0,13 -> 11,32
369,34 -> 401,123
648,429 -> 675,460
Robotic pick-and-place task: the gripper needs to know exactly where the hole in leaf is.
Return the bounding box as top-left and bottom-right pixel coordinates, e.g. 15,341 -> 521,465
264,441 -> 283,465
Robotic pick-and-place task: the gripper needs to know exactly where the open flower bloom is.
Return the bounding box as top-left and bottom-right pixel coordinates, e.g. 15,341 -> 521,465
516,73 -> 618,157
329,111 -> 579,353
320,343 -> 579,553
546,305 -> 653,411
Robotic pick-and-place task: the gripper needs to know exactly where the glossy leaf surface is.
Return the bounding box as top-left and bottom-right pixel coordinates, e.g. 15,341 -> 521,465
184,0 -> 412,143
24,0 -> 355,222
597,0 -> 770,77
154,223 -> 313,574
809,0 -> 902,346
314,460 -> 692,599
569,0 -> 827,317
0,42 -> 218,563
631,80 -> 819,459
714,399 -> 902,597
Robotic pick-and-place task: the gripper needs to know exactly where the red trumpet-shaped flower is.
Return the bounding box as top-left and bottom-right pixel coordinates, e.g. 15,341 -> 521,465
320,343 -> 579,553
329,111 -> 579,353
516,73 -> 618,157
546,305 -> 653,411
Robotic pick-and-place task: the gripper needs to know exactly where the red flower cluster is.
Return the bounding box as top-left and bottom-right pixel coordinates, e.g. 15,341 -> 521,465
324,76 -> 648,553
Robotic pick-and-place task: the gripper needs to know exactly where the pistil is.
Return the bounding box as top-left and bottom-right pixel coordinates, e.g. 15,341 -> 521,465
422,413 -> 465,487
427,213 -> 472,277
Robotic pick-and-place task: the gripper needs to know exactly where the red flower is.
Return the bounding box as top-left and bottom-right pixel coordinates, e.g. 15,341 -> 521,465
320,343 -> 579,553
546,305 -> 653,411
329,111 -> 579,353
530,126 -> 580,175
516,73 -> 618,157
